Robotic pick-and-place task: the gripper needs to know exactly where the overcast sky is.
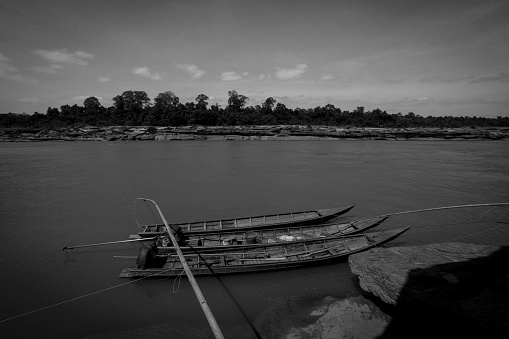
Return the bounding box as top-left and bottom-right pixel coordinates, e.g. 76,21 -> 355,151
1,0 -> 508,117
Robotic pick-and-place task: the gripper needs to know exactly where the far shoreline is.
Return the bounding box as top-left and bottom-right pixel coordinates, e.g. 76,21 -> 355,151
1,125 -> 508,142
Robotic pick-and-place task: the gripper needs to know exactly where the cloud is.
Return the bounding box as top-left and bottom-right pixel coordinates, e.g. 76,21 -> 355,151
176,64 -> 205,79
33,48 -> 95,66
220,71 -> 242,81
72,95 -> 104,102
275,64 -> 308,79
132,67 -> 162,80
74,51 -> 94,59
0,51 -> 38,83
19,97 -> 39,103
98,76 -> 110,82
419,75 -> 474,83
469,72 -> 509,84
321,74 -> 333,81
32,64 -> 63,74
0,52 -> 9,63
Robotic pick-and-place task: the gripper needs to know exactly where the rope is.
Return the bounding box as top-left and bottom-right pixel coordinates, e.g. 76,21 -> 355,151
449,224 -> 506,242
133,199 -> 162,228
144,200 -> 160,224
173,270 -> 185,293
361,202 -> 509,221
479,206 -> 499,219
0,268 -> 176,324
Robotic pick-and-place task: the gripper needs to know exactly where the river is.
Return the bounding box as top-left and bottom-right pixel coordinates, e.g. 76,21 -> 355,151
0,140 -> 508,338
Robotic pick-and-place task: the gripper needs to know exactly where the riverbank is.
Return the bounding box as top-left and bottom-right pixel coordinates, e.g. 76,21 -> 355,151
1,125 -> 508,141
266,242 -> 509,338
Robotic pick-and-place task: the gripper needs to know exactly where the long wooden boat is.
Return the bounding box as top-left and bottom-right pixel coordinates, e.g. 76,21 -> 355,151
134,204 -> 355,238
156,215 -> 389,253
119,227 -> 410,278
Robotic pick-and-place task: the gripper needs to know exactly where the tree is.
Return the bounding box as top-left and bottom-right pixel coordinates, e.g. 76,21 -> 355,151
195,94 -> 209,110
227,90 -> 248,112
46,107 -> 60,119
154,91 -> 180,111
113,90 -> 150,112
112,90 -> 150,125
83,96 -> 102,111
262,97 -> 276,112
83,96 -> 104,125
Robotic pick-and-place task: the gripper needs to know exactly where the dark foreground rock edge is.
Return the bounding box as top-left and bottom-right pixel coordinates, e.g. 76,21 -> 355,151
259,242 -> 508,339
2,126 -> 508,141
348,242 -> 509,339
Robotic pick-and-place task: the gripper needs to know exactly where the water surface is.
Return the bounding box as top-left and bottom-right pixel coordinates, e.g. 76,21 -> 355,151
0,140 -> 508,338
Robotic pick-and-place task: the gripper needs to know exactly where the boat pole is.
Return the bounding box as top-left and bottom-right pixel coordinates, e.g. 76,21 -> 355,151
63,237 -> 156,251
138,198 -> 225,339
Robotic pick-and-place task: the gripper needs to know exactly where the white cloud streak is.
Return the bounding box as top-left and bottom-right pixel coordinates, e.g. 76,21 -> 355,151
176,64 -> 205,79
220,71 -> 242,81
33,48 -> 95,66
32,64 -> 63,74
19,97 -> 39,103
0,51 -> 38,83
132,67 -> 162,80
275,64 -> 308,79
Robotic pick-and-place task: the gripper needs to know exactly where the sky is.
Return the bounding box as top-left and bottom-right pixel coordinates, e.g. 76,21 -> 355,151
1,0 -> 508,118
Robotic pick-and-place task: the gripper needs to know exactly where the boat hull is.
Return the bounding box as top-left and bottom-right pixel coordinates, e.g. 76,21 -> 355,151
134,205 -> 355,238
119,227 -> 410,278
156,216 -> 389,253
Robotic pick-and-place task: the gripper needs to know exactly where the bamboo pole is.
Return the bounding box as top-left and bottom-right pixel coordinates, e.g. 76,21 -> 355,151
138,198 -> 225,339
63,237 -> 156,251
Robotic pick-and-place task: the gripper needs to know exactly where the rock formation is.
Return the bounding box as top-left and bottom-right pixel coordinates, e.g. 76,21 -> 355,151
348,242 -> 509,338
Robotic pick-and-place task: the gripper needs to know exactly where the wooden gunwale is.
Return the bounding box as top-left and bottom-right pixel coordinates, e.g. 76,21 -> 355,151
136,205 -> 355,236
154,216 -> 389,253
119,227 -> 410,278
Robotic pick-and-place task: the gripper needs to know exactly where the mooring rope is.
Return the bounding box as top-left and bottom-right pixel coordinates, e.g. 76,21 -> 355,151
173,270 -> 186,293
133,198 -> 162,228
364,202 -> 509,221
448,224 -> 506,242
0,268 -> 176,324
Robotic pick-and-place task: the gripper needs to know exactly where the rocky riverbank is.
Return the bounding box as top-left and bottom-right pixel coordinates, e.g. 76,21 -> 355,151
347,242 -> 509,338
263,242 -> 508,339
1,125 -> 508,142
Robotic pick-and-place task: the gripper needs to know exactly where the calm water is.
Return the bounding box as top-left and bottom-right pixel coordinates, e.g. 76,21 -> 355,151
0,140 -> 508,338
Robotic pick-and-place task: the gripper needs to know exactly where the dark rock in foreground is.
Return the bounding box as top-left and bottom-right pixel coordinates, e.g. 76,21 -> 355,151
348,242 -> 509,338
256,295 -> 391,339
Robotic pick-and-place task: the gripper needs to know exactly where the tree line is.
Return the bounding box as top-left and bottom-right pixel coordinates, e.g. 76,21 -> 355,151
1,90 -> 508,129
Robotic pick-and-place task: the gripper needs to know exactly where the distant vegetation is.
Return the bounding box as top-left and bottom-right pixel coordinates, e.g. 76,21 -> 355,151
2,90 -> 508,129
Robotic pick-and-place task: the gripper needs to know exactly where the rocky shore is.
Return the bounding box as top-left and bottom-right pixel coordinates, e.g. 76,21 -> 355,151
1,125 -> 509,142
347,242 -> 509,338
273,242 -> 508,339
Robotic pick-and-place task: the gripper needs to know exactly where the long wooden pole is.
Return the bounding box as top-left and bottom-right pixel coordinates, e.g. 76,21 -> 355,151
63,237 -> 156,251
138,198 -> 225,339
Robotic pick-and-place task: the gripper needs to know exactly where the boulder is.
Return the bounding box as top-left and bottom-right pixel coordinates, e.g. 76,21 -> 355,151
348,242 -> 509,338
257,295 -> 391,339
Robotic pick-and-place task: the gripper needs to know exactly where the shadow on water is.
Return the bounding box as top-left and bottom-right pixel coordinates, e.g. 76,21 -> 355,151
356,246 -> 509,339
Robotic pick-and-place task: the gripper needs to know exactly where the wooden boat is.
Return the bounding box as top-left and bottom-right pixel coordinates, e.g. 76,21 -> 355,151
156,215 -> 389,253
134,204 -> 355,238
119,227 -> 410,278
